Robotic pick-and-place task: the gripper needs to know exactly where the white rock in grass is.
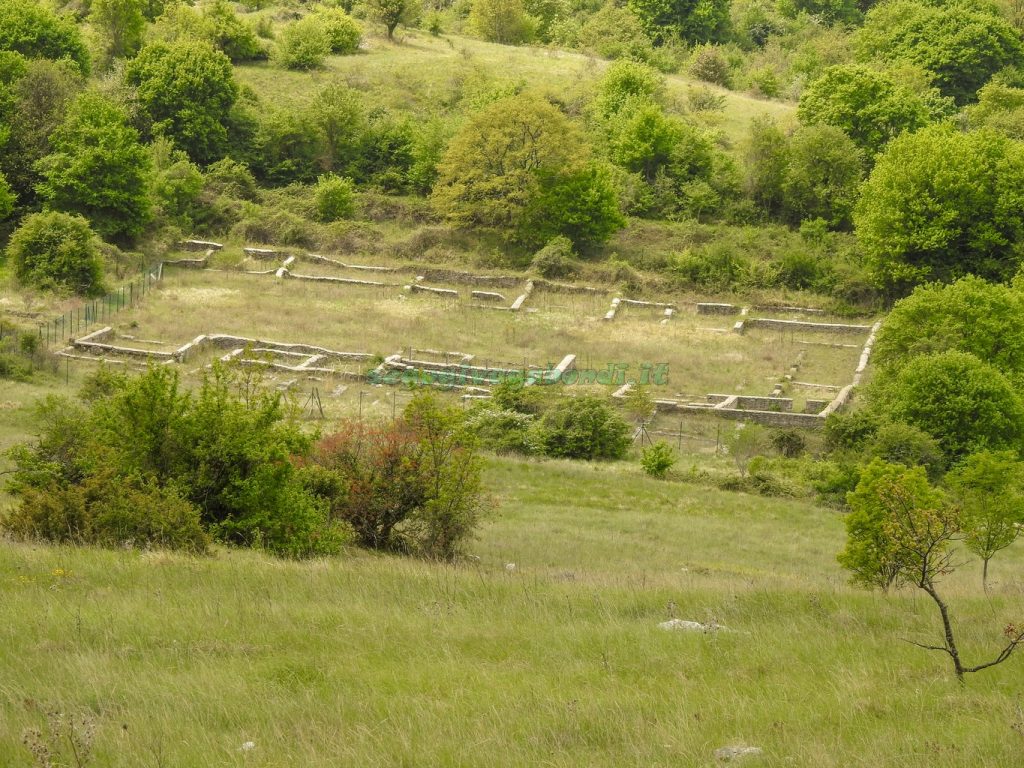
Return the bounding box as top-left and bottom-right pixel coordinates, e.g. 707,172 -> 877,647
657,619 -> 727,632
239,741 -> 256,752
504,562 -> 517,573
714,745 -> 762,762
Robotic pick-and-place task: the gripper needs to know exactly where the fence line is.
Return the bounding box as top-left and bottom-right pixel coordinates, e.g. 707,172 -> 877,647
36,265 -> 163,349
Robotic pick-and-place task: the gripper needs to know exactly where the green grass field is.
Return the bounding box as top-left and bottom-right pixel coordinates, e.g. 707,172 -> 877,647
235,30 -> 796,149
2,457 -> 1022,767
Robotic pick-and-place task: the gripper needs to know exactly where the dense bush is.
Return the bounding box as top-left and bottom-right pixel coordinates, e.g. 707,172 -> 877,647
797,65 -> 929,157
4,470 -> 209,553
6,212 -> 103,295
3,366 -> 345,558
314,174 -> 356,221
641,441 -> 676,478
531,236 -> 579,279
126,41 -> 239,165
313,7 -> 363,54
688,45 -> 732,88
855,126 -> 1024,293
855,0 -> 1024,105
468,0 -> 536,44
309,394 -> 485,559
870,351 -> 1024,461
274,16 -> 331,71
37,92 -> 153,241
0,0 -> 89,75
533,396 -> 630,460
770,429 -> 806,458
868,421 -> 945,480
152,1 -> 267,62
872,277 -> 1024,383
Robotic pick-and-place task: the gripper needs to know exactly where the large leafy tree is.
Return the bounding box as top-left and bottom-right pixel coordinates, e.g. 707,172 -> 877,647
90,0 -> 146,65
0,59 -> 83,205
872,277 -> 1024,383
0,172 -> 14,222
125,41 -> 239,165
0,0 -> 89,75
781,124 -> 863,229
965,78 -> 1024,139
798,65 -> 929,156
870,350 -> 1024,461
855,0 -> 1024,105
854,125 -> 1024,292
5,211 -> 104,296
365,0 -> 417,40
432,93 -> 586,232
36,92 -> 152,241
521,164 -> 625,249
627,0 -> 730,44
468,0 -> 536,44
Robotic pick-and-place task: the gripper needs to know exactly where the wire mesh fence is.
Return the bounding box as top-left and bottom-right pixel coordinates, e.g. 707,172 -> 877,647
36,265 -> 163,349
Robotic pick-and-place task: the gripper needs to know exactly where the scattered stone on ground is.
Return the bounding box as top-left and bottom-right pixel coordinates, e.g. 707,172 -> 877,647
657,619 -> 727,632
714,745 -> 763,762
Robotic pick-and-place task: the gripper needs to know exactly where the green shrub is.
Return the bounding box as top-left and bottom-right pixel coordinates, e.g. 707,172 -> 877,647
465,404 -> 536,455
670,244 -> 747,290
688,45 -> 732,88
311,394 -> 485,560
770,429 -> 806,458
204,0 -> 267,61
531,235 -> 578,279
871,351 -> 1024,461
204,158 -> 259,200
3,471 -> 209,554
824,409 -> 881,454
0,0 -> 89,75
314,174 -> 356,222
4,366 -> 344,558
0,353 -> 32,381
273,17 -> 330,71
6,211 -> 104,296
868,421 -> 945,480
313,7 -> 363,53
533,396 -> 631,460
641,441 -> 676,478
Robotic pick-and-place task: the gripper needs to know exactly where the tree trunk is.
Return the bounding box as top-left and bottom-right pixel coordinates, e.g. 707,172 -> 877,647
982,557 -> 990,592
922,581 -> 965,681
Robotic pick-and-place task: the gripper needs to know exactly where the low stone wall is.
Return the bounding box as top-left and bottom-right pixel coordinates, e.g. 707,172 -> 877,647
697,303 -> 737,315
746,317 -> 872,334
408,283 -> 459,298
163,255 -> 209,269
306,254 -> 399,273
534,279 -> 607,295
180,239 -> 223,252
734,395 -> 793,412
752,304 -> 825,315
286,271 -> 390,287
417,268 -> 521,287
244,247 -> 286,260
687,405 -> 826,428
471,290 -> 506,302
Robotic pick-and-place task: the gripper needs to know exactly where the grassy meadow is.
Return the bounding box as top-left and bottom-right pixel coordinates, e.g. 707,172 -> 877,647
234,30 -> 797,150
2,457 -> 1022,767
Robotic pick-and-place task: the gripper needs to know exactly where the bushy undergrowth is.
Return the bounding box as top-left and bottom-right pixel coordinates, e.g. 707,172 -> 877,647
2,369 -> 487,561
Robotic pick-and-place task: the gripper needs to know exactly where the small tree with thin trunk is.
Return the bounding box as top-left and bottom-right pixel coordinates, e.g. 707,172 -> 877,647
366,0 -> 413,40
840,459 -> 1024,682
947,450 -> 1024,591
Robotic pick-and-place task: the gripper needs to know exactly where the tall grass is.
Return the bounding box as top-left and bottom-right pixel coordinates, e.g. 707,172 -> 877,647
1,457 -> 1021,766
